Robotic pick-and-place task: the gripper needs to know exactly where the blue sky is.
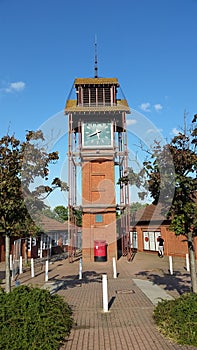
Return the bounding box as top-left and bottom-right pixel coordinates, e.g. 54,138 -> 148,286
0,0 -> 197,208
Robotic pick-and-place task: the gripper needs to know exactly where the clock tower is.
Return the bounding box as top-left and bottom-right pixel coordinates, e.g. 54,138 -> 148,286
65,68 -> 130,262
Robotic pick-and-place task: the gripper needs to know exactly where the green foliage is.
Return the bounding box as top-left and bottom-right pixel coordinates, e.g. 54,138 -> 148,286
43,206 -> 82,225
153,293 -> 197,346
141,116 -> 197,292
0,285 -> 73,350
42,208 -> 60,221
42,206 -> 68,223
43,206 -> 81,224
73,208 -> 82,227
54,206 -> 68,222
126,115 -> 197,292
0,131 -> 68,237
130,202 -> 147,214
0,130 -> 69,291
130,115 -> 197,239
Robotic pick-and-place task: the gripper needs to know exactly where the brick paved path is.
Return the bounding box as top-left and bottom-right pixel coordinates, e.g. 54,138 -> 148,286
1,252 -> 196,349
56,254 -> 196,350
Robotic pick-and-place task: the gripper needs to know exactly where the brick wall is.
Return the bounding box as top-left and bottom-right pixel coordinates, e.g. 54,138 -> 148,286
82,159 -> 117,261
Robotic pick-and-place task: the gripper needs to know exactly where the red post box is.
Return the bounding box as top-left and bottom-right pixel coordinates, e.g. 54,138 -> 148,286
94,240 -> 107,262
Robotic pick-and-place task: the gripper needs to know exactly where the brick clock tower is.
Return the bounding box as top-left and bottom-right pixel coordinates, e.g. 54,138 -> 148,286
65,64 -> 130,262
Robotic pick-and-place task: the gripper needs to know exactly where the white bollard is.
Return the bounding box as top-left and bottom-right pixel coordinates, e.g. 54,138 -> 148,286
169,256 -> 173,275
11,262 -> 15,281
49,241 -> 52,257
102,274 -> 108,312
186,253 -> 190,272
79,258 -> 82,280
40,240 -> 43,258
31,258 -> 34,278
112,257 -> 117,279
10,254 -> 13,271
19,256 -> 23,274
45,260 -> 49,282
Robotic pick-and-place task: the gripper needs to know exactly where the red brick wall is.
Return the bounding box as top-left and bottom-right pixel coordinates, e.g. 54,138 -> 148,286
134,224 -> 197,259
82,160 -> 115,205
0,236 -> 5,262
82,159 -> 117,261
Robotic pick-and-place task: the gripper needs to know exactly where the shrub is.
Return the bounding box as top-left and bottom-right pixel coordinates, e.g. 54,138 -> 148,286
0,285 -> 73,350
153,293 -> 197,346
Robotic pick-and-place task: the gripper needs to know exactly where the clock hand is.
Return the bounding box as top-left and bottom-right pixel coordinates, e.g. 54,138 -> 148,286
89,129 -> 101,137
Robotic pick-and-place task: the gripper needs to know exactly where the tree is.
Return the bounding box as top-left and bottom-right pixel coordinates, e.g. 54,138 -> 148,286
73,207 -> 82,227
0,130 -> 68,292
42,205 -> 82,225
42,206 -> 68,222
140,115 -> 197,292
130,202 -> 148,214
42,208 -> 59,221
54,205 -> 68,221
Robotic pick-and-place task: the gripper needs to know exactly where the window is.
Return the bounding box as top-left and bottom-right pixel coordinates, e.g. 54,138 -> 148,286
95,214 -> 103,223
27,237 -> 36,251
143,231 -> 160,251
83,87 -> 89,105
97,87 -> 103,104
104,87 -> 111,104
90,87 -> 96,104
129,231 -> 138,249
81,85 -> 113,106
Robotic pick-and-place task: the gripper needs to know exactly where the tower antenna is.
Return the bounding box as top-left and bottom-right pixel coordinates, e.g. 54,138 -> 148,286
184,109 -> 187,135
94,35 -> 98,78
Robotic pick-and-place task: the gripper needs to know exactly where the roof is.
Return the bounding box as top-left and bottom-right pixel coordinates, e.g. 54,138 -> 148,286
74,77 -> 119,86
131,193 -> 197,227
38,216 -> 68,232
64,99 -> 130,113
130,204 -> 170,226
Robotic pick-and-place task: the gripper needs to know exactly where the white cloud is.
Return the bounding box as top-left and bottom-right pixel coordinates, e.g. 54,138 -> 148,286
146,128 -> 163,134
139,102 -> 151,112
126,118 -> 137,125
5,81 -> 26,93
154,103 -> 163,111
171,127 -> 180,135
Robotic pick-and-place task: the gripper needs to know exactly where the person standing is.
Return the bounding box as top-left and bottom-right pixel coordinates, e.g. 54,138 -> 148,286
158,235 -> 164,257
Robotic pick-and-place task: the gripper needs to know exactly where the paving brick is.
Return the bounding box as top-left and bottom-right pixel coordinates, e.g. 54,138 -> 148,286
1,252 -> 196,349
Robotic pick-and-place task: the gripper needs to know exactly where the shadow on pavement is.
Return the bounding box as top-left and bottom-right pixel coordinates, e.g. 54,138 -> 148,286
0,271 -> 5,280
135,270 -> 191,295
108,296 -> 116,309
47,270 -> 103,294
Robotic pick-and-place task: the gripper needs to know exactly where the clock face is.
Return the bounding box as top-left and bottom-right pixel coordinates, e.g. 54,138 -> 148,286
82,122 -> 113,148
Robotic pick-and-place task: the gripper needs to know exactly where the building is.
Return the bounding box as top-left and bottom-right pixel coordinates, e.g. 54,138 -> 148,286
130,203 -> 197,259
65,60 -> 131,262
0,216 -> 72,262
